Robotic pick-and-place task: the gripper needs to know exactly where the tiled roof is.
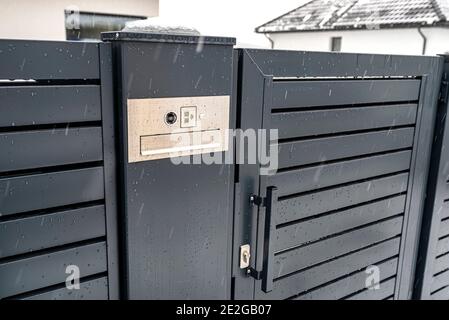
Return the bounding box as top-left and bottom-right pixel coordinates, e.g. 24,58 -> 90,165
256,0 -> 449,33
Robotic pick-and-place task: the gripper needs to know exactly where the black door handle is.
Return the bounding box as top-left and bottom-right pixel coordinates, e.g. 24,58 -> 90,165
248,186 -> 278,293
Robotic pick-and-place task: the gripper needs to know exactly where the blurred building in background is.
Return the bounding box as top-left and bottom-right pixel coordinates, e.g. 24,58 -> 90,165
256,0 -> 449,55
0,0 -> 159,41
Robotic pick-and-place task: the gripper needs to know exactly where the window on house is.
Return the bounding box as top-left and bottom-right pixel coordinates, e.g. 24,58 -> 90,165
65,10 -> 147,41
331,37 -> 342,52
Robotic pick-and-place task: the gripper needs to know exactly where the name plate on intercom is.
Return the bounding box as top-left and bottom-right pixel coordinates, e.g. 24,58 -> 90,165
127,96 -> 230,162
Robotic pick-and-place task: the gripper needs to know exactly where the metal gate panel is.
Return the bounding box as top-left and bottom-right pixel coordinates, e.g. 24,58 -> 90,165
434,253 -> 449,274
347,277 -> 397,300
0,167 -> 104,216
0,86 -> 101,127
271,79 -> 421,108
275,173 -> 408,224
272,103 -> 417,139
256,238 -> 401,299
431,286 -> 449,299
277,128 -> 414,169
233,49 -> 443,300
414,56 -> 449,300
0,128 -> 103,172
0,40 -> 100,80
293,258 -> 398,300
437,238 -> 449,255
431,271 -> 449,291
272,217 -> 403,277
269,150 -> 411,196
274,196 -> 406,251
0,242 -> 107,298
0,205 -> 105,259
23,277 -> 108,300
442,203 -> 449,220
0,40 -> 118,300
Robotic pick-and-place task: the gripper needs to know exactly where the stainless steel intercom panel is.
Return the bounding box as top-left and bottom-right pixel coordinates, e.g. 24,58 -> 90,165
127,95 -> 230,162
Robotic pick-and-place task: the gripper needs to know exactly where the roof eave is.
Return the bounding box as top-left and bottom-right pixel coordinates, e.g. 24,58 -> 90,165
256,21 -> 449,34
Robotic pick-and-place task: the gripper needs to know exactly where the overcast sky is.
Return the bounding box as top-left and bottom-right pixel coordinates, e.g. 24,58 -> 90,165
159,0 -> 307,47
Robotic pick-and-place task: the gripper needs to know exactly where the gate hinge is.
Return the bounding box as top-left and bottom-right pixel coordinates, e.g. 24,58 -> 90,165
249,194 -> 266,207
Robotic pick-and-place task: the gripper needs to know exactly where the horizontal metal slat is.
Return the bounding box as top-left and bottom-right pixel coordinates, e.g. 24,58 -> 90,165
445,183 -> 449,199
0,205 -> 106,259
0,241 -> 107,299
245,49 -> 438,79
22,277 -> 108,300
272,79 -> 421,109
275,195 -> 406,250
278,127 -> 414,169
346,277 -> 396,300
0,86 -> 101,127
0,167 -> 104,217
255,237 -> 401,300
0,127 -> 103,172
0,40 -> 99,80
441,202 -> 449,220
270,150 -> 411,197
439,219 -> 449,239
431,286 -> 449,300
276,173 -> 409,225
434,253 -> 449,275
294,258 -> 398,300
272,103 -> 417,140
273,216 -> 403,277
437,237 -> 449,256
431,270 -> 449,293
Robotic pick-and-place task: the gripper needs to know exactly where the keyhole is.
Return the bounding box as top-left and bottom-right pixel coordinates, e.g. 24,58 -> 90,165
243,251 -> 250,263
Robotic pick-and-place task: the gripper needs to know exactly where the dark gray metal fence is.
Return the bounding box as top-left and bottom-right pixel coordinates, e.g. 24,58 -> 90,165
414,55 -> 449,300
0,36 -> 448,300
232,49 -> 443,300
0,40 -> 118,299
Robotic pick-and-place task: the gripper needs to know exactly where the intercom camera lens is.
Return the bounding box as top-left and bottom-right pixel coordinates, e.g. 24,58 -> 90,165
165,112 -> 177,125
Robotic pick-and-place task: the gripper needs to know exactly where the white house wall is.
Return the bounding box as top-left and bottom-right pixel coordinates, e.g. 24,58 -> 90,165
424,27 -> 449,55
0,0 -> 159,41
269,27 -> 449,55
